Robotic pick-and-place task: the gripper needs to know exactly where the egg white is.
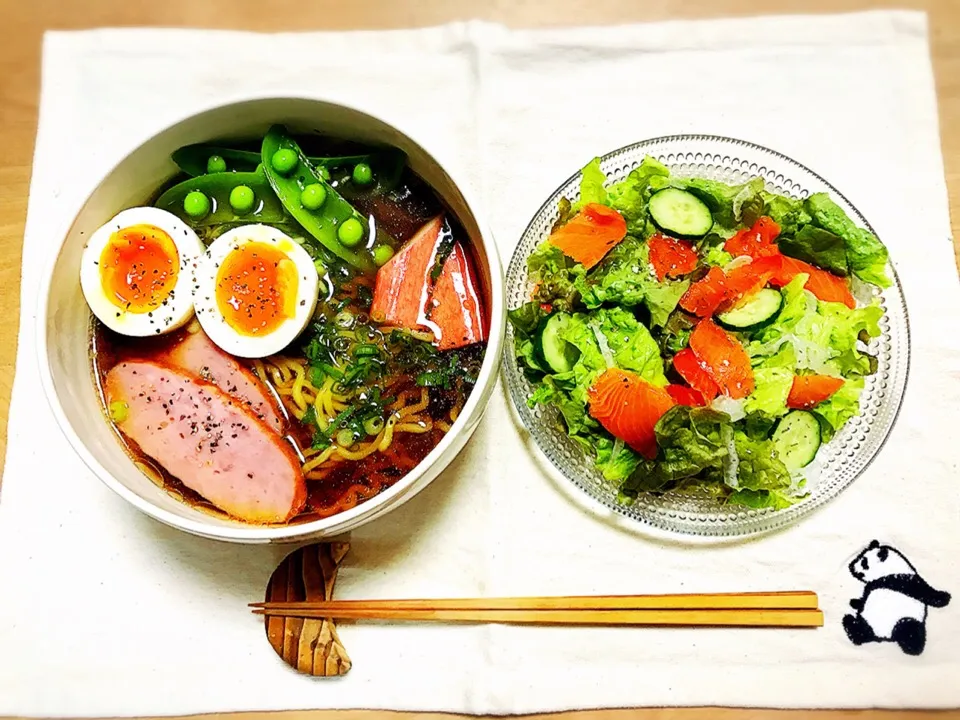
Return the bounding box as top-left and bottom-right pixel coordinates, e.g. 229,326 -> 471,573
79,206 -> 205,337
192,224 -> 320,358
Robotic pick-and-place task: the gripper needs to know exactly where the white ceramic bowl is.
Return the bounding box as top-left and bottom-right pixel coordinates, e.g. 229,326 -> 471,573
37,96 -> 505,544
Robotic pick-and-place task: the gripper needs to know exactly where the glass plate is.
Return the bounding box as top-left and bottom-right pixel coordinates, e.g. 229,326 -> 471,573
503,135 -> 910,537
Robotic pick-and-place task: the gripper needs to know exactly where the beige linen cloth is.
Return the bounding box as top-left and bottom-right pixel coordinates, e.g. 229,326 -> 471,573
1,11 -> 958,716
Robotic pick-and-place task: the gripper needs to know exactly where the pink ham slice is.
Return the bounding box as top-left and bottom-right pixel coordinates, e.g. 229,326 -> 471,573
164,329 -> 285,433
105,360 -> 306,524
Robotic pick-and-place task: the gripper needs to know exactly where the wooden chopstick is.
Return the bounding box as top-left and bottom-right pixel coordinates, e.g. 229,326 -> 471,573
250,592 -> 822,628
251,606 -> 823,627
250,590 -> 818,612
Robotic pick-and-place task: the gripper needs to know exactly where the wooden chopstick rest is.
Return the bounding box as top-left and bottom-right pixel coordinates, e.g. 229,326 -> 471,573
263,542 -> 352,677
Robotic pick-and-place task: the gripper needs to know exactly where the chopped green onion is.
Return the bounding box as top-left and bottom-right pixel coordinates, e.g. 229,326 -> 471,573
336,429 -> 357,447
363,415 -> 385,436
334,310 -> 355,329
320,362 -> 343,379
416,371 -> 449,388
108,401 -> 129,423
354,344 -> 380,358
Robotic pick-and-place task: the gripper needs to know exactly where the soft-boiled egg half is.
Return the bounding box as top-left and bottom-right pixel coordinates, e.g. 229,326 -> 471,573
193,224 -> 320,358
80,207 -> 205,336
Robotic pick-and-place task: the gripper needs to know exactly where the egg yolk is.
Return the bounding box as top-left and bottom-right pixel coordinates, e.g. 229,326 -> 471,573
99,224 -> 180,313
215,242 -> 298,336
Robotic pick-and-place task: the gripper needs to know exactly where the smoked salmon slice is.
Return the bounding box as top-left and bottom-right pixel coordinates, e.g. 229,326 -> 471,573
724,216 -> 781,259
548,203 -> 627,269
770,256 -> 856,308
666,384 -> 707,407
679,267 -> 728,317
688,318 -> 754,399
787,374 -> 845,409
719,256 -> 779,312
648,234 -> 698,281
588,368 -> 675,459
671,347 -> 720,401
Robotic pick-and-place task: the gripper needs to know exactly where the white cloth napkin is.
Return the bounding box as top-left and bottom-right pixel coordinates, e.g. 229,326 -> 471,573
2,11 -> 959,716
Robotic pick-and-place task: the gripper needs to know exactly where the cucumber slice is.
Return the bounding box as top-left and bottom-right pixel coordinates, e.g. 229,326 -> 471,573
772,411 -> 822,471
717,288 -> 783,329
648,188 -> 714,237
537,313 -> 581,374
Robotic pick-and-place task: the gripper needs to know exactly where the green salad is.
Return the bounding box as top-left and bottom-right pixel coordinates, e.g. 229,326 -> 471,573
509,156 -> 890,509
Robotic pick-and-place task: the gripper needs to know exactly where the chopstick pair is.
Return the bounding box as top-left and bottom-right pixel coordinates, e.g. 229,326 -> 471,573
251,591 -> 823,628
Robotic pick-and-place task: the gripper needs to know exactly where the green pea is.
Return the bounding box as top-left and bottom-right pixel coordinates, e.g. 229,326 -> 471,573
352,162 -> 373,186
318,166 -> 331,182
183,190 -> 211,219
300,183 -> 327,211
337,218 -> 365,247
373,244 -> 395,267
206,155 -> 227,173
229,185 -> 255,214
271,148 -> 298,175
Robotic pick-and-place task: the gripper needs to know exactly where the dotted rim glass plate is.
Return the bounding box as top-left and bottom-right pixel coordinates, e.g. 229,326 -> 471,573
503,135 -> 910,538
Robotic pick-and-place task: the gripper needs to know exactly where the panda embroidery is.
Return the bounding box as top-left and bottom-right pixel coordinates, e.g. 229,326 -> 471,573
843,540 -> 951,656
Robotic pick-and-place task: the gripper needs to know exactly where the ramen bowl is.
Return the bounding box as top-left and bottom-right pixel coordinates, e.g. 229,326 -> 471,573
37,95 -> 505,544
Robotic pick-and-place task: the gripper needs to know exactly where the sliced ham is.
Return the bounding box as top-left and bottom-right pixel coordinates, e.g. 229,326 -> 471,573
105,360 -> 306,524
164,329 -> 285,433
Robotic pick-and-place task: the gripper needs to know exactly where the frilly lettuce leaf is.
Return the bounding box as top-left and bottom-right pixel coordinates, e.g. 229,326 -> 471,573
623,406 -> 730,494
804,192 -> 890,288
749,275 -> 882,379
569,156 -> 670,234
577,237 -> 689,327
526,308 -> 666,438
507,301 -> 544,336
574,157 -> 609,210
701,238 -> 734,267
594,436 -> 642,482
595,306 -> 668,385
675,176 -> 765,229
813,375 -> 865,440
761,192 -> 812,236
733,431 -> 792,492
508,302 -> 548,376
606,157 -> 671,233
728,488 -> 795,510
744,366 -> 794,418
779,224 -> 848,276
527,241 -> 586,313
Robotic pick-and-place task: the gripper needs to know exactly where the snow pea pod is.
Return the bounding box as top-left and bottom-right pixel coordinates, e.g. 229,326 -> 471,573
172,142 -> 391,178
154,167 -> 286,228
261,125 -> 393,273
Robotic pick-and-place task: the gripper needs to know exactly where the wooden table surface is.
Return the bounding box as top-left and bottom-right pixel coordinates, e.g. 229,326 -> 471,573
1,0 -> 957,718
